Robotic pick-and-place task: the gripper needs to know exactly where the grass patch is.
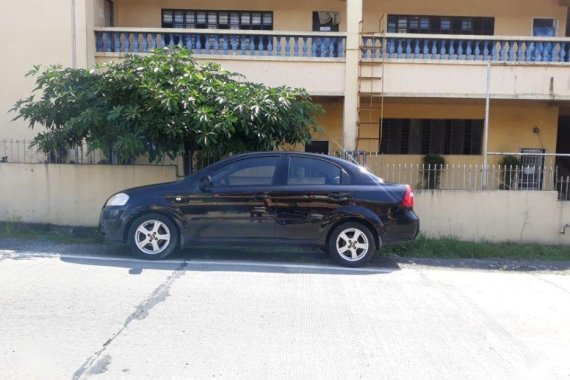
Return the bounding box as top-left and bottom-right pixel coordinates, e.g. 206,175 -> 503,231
383,235 -> 570,261
0,221 -> 103,244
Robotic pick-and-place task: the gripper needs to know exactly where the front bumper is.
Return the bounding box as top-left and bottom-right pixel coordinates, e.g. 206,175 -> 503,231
99,206 -> 126,242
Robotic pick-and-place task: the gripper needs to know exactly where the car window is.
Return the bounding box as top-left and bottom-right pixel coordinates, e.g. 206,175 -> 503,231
287,157 -> 346,185
211,156 -> 279,187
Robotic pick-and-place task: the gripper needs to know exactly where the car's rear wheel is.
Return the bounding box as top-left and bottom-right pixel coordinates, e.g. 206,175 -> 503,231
328,222 -> 377,267
127,213 -> 179,260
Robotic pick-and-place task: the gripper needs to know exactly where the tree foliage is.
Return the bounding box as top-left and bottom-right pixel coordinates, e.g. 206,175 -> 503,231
12,47 -> 323,173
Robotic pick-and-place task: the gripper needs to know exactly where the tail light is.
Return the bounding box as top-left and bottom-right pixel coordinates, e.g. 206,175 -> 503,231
401,185 -> 414,208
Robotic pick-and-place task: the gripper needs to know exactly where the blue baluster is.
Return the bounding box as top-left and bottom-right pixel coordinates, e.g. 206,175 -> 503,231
258,35 -> 264,54
508,41 -> 515,62
404,38 -> 412,59
414,38 -> 420,59
96,32 -> 103,52
293,37 -> 299,56
422,39 -> 430,58
230,35 -> 237,54
397,39 -> 403,58
159,33 -> 165,48
330,38 -> 336,58
449,40 -> 455,60
132,33 -> 139,53
440,39 -> 446,59
466,40 -> 472,59
483,40 -> 489,60
561,43 -> 567,62
517,41 -> 524,62
302,37 -> 308,57
371,37 -> 379,58
150,33 -> 157,49
431,40 -> 438,58
312,38 -> 318,57
114,32 -> 121,52
499,41 -> 507,61
105,32 -> 111,52
552,42 -> 559,62
141,33 -> 148,53
457,40 -> 463,60
250,36 -> 255,56
195,35 -> 201,53
362,37 -> 369,59
492,41 -> 498,61
526,42 -> 534,61
338,37 -> 345,57
186,34 -> 193,52
205,35 -> 211,53
124,32 -> 130,53
167,33 -> 174,48
268,36 -> 273,56
544,42 -> 552,62
222,35 -> 228,55
474,41 -> 481,60
535,42 -> 543,61
240,35 -> 246,55
285,36 -> 291,56
214,35 -> 220,54
275,36 -> 282,56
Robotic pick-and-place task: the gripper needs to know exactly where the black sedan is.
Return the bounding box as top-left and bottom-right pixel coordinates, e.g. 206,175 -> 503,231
100,152 -> 419,267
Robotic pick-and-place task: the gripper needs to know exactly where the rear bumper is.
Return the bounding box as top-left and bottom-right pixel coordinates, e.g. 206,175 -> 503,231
99,206 -> 126,242
382,209 -> 420,246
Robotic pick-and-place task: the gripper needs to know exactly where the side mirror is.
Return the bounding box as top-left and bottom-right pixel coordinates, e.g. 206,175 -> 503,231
199,175 -> 213,192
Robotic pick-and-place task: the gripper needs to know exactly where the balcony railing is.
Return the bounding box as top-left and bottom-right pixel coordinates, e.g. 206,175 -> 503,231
94,27 -> 346,58
362,33 -> 570,63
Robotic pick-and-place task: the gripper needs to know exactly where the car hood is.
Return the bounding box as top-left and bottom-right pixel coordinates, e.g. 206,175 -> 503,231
120,180 -> 186,198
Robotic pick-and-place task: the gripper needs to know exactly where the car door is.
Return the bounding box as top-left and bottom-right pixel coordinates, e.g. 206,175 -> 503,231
273,155 -> 352,243
181,155 -> 282,243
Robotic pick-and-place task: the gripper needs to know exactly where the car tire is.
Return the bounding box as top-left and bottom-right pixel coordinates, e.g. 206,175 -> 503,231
328,222 -> 377,267
127,213 -> 179,260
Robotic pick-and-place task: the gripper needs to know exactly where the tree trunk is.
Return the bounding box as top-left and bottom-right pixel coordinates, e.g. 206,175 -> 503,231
183,145 -> 193,176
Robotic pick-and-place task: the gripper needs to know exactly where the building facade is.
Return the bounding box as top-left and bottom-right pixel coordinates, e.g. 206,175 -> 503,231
2,0 -> 570,178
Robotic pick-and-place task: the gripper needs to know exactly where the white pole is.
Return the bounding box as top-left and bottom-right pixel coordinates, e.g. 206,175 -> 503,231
482,62 -> 491,189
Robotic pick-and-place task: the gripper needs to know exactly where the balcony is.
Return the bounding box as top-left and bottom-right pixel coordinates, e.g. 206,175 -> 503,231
359,33 -> 570,100
93,27 -> 347,96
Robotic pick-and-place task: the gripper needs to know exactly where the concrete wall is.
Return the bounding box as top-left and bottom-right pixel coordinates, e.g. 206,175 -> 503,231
357,99 -> 559,154
95,54 -> 346,96
360,62 -> 570,101
365,0 -> 568,36
0,164 -> 178,227
0,163 -> 568,246
415,190 -> 570,245
114,0 -> 347,31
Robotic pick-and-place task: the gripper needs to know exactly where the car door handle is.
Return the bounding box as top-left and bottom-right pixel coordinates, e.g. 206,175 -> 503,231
328,192 -> 351,200
253,193 -> 270,201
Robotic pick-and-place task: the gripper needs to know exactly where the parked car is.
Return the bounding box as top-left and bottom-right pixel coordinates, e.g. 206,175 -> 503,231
99,152 -> 419,267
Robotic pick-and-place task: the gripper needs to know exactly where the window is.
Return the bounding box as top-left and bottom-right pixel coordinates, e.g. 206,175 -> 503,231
387,15 -> 495,35
533,18 -> 556,37
211,157 -> 279,187
304,141 -> 329,154
162,10 -> 273,31
288,157 -> 346,185
312,11 -> 340,32
380,119 -> 483,155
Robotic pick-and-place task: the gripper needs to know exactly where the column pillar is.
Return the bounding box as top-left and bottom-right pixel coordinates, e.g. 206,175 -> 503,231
342,0 -> 363,151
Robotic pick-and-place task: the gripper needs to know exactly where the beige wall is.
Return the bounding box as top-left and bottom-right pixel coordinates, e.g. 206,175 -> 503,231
415,190 -> 570,245
364,0 -> 568,36
0,0 -> 104,141
114,0 -> 347,31
0,164 -> 178,226
360,62 -> 570,101
357,99 -> 559,154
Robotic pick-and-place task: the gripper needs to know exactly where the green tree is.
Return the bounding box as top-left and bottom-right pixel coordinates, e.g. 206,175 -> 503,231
12,47 -> 322,174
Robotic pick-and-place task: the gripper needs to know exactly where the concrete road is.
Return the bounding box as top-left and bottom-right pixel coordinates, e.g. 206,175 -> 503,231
0,249 -> 569,380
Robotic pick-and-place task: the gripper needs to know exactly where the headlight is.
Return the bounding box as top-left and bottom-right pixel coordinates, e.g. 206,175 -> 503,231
106,193 -> 129,207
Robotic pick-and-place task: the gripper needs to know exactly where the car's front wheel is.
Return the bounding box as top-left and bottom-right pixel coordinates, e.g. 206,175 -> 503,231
328,222 -> 377,267
127,213 -> 179,260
